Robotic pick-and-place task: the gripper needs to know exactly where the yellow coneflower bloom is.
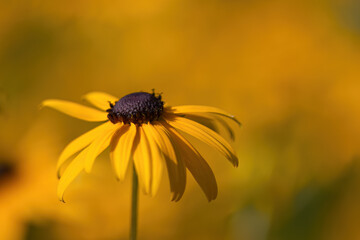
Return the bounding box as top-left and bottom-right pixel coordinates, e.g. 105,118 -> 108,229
42,91 -> 239,202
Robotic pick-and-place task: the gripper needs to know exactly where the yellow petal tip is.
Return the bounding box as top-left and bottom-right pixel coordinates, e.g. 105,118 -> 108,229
39,100 -> 52,110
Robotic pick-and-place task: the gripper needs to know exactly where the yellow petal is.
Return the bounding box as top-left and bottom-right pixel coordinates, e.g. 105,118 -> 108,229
57,121 -> 113,178
133,126 -> 151,194
152,122 -> 186,201
142,123 -> 164,196
163,121 -> 217,201
182,114 -> 219,134
214,115 -> 235,141
41,99 -> 108,122
184,113 -> 235,141
83,92 -> 118,111
84,123 -> 120,173
147,123 -> 177,164
165,115 -> 238,167
164,156 -> 186,202
110,124 -> 137,181
110,125 -> 130,179
57,149 -> 87,202
131,126 -> 146,194
168,105 -> 241,126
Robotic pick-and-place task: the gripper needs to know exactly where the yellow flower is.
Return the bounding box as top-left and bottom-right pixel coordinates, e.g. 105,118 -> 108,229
42,91 -> 239,202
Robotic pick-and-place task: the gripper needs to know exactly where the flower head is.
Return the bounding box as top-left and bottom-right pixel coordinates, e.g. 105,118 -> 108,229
42,91 -> 240,202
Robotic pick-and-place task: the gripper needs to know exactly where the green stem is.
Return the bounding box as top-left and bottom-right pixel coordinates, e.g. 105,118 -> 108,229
130,166 -> 139,240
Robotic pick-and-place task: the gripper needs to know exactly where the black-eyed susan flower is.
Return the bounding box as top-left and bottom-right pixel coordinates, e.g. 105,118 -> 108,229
42,91 -> 239,202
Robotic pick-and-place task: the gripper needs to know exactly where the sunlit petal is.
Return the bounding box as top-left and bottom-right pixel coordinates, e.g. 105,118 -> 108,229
57,149 -> 88,202
84,124 -> 120,173
133,126 -> 151,194
142,123 -> 164,196
42,99 -> 108,122
110,124 -> 137,181
146,123 -> 177,164
57,121 -> 113,178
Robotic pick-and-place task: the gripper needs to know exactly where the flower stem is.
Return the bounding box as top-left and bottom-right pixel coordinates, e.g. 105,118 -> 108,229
130,165 -> 139,240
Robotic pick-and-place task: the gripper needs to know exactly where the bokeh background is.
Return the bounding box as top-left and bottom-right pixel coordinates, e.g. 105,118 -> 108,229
1,0 -> 360,239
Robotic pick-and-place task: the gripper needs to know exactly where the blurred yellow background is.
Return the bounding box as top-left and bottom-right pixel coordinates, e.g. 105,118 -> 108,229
1,0 -> 360,239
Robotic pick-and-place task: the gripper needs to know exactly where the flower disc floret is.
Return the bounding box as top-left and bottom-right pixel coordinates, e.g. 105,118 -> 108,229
107,92 -> 164,125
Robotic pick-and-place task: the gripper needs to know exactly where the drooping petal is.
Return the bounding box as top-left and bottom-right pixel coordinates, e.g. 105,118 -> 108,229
109,125 -> 130,179
168,105 -> 241,126
146,123 -> 177,164
164,156 -> 186,202
163,121 -> 217,201
164,115 -> 238,167
83,92 -> 119,111
57,149 -> 88,202
184,113 -> 235,141
152,122 -> 186,201
41,99 -> 108,122
214,115 -> 235,141
183,114 -> 219,133
84,123 -> 120,173
133,126 -> 151,194
110,124 -> 137,181
142,123 -> 164,196
57,121 -> 113,177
